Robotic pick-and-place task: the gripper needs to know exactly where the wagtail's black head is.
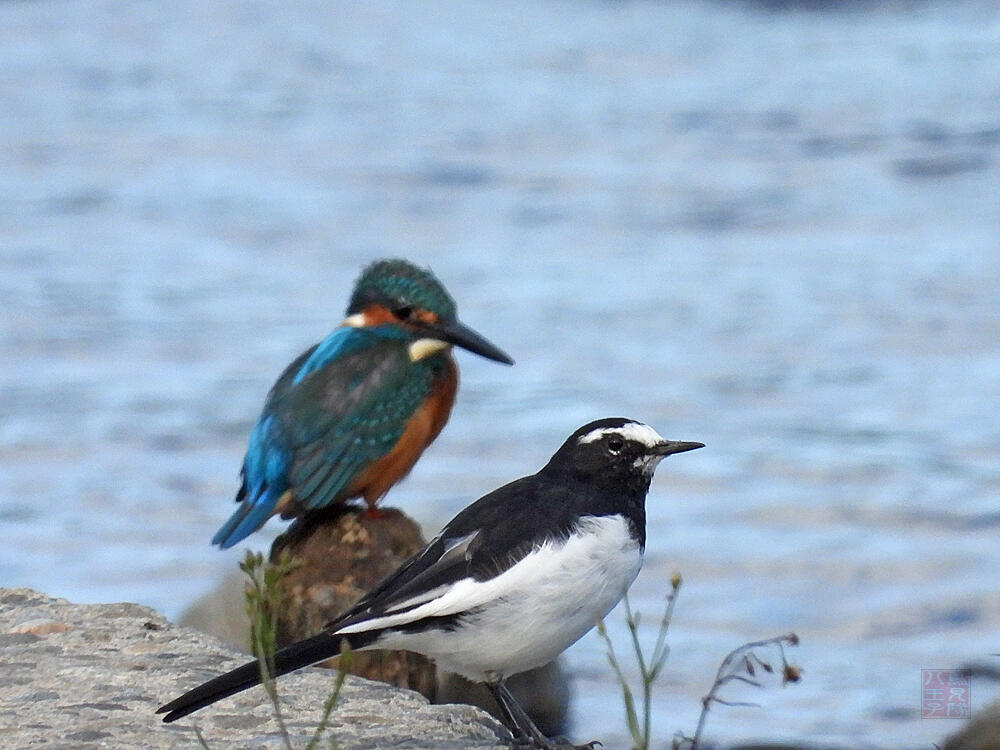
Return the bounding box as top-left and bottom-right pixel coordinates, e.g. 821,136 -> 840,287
543,417 -> 703,494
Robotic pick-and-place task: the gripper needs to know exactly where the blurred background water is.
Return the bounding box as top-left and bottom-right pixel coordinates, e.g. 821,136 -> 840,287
2,0 -> 999,747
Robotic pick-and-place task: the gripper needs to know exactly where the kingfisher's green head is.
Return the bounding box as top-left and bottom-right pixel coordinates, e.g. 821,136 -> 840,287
347,259 -> 457,322
345,259 -> 513,365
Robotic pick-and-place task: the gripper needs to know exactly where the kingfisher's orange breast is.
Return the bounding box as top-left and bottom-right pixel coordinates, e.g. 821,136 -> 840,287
347,356 -> 459,508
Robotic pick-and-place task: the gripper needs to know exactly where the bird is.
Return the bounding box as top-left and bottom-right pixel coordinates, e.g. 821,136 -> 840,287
211,258 -> 514,549
160,417 -> 704,748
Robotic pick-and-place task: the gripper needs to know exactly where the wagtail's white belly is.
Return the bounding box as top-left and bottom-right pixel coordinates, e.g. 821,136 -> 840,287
367,514 -> 642,681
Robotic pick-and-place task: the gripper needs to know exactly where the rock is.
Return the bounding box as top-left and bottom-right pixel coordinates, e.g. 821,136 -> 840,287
270,506 -> 438,699
0,587 -> 507,750
438,661 -> 570,739
942,700 -> 1000,750
179,568 -> 253,652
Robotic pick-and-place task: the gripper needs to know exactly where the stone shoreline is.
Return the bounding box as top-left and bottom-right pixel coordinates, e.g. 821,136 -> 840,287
0,588 -> 506,750
3,587 -> 988,750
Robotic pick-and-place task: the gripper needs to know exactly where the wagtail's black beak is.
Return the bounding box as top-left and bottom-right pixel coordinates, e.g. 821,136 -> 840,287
650,440 -> 704,457
421,318 -> 514,365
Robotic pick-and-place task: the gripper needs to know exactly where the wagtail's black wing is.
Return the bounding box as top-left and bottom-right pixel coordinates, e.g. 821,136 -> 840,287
330,474 -> 585,630
159,473 -> 581,724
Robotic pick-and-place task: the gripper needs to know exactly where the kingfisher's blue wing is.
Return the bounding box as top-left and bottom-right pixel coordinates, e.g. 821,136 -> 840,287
212,326 -> 440,548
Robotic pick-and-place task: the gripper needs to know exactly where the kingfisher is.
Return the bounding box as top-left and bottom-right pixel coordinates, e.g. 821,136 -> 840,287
211,259 -> 514,550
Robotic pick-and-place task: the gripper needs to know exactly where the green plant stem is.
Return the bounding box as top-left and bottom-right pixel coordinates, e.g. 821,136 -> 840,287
303,642 -> 353,750
234,551 -> 350,749
193,725 -> 212,749
595,620 -> 641,748
598,576 -> 682,750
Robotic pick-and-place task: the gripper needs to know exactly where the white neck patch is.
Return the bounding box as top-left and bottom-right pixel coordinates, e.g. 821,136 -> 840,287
577,421 -> 664,449
409,338 -> 451,361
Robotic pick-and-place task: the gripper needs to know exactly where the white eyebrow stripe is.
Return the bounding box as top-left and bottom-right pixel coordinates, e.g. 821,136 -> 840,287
577,422 -> 664,448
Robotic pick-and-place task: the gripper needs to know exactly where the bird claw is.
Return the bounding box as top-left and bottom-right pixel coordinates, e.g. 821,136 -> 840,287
507,737 -> 602,750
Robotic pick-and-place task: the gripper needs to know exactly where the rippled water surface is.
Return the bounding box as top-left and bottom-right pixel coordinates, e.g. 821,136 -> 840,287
2,1 -> 999,747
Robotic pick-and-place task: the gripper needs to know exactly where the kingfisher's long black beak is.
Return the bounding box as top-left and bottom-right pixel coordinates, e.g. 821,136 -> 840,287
650,440 -> 705,457
421,318 -> 514,365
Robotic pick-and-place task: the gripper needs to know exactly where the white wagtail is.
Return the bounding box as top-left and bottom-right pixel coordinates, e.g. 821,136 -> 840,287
158,417 -> 703,749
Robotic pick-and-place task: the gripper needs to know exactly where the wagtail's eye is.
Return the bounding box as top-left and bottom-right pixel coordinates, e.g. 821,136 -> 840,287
393,305 -> 414,321
607,436 -> 624,454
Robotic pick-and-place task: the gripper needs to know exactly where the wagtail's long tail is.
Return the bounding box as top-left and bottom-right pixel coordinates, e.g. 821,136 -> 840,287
157,628 -> 376,723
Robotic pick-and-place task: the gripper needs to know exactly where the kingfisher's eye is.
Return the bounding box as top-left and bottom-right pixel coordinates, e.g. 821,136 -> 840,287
607,436 -> 624,454
393,305 -> 414,320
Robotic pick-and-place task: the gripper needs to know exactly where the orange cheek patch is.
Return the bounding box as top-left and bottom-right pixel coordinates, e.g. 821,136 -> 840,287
359,304 -> 398,325
351,305 -> 437,328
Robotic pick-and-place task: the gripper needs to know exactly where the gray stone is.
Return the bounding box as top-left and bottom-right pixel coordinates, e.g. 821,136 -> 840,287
270,508 -> 438,699
942,699 -> 1000,750
0,588 -> 508,750
179,569 -> 253,652
438,662 -> 569,738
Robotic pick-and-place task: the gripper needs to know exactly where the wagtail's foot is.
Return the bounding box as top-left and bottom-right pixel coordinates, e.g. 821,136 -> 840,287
508,736 -> 602,750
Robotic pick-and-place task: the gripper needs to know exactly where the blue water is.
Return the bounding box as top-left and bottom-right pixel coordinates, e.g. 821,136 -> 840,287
2,1 -> 999,747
